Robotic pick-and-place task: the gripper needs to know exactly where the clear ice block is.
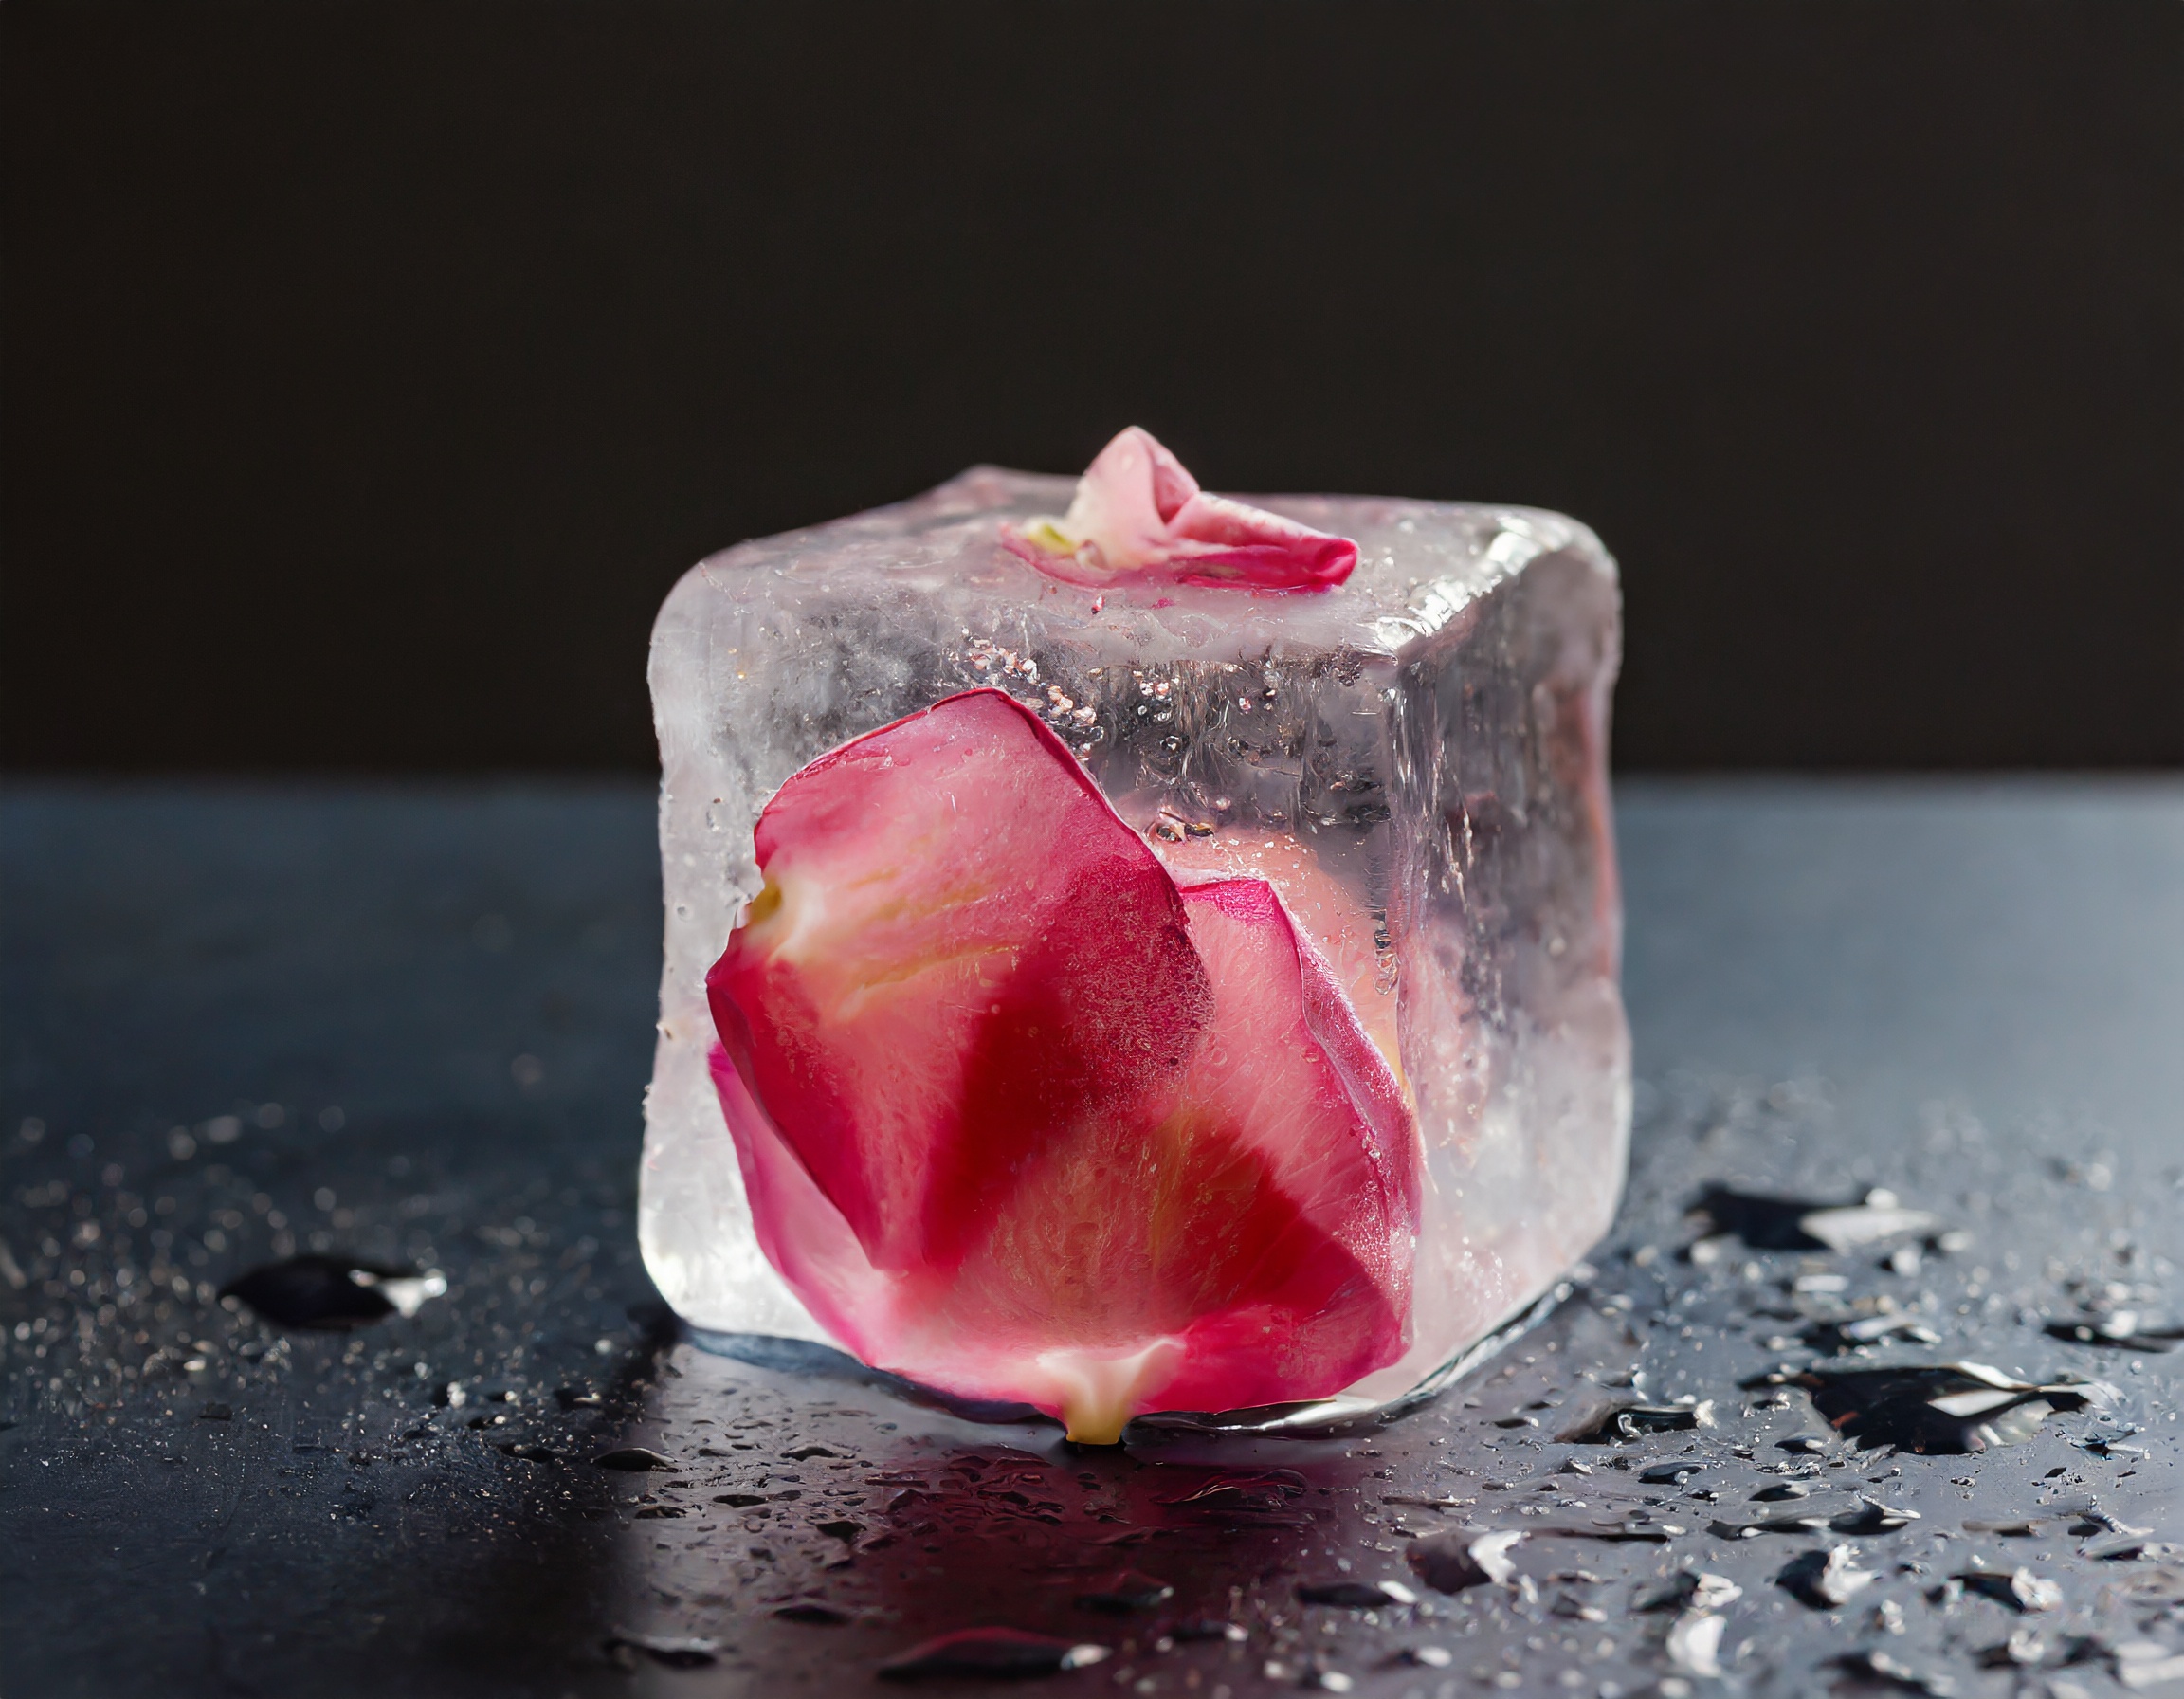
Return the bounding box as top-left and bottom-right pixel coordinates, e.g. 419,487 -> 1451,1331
643,453 -> 1628,1425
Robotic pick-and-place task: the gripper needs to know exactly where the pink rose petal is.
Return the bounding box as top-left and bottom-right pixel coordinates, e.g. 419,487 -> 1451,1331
707,687 -> 1210,1272
1002,427 -> 1358,591
706,689 -> 1417,1440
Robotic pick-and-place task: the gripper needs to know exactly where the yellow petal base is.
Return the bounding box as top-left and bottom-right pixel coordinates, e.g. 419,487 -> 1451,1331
1036,1340 -> 1186,1445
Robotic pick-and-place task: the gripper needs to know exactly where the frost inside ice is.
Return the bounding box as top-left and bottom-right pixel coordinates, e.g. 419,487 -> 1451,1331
642,433 -> 1629,1421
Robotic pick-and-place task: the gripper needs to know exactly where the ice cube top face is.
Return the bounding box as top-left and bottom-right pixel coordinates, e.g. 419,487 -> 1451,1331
644,437 -> 1629,1438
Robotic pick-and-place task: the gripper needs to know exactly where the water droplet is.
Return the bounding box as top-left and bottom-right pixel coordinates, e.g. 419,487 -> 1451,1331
1298,1578 -> 1417,1609
1557,1398 -> 1714,1444
220,1256 -> 444,1330
2114,1643 -> 2184,1688
1665,1611 -> 1725,1677
592,1447 -> 677,1471
604,1630 -> 719,1669
1408,1529 -> 1522,1593
1168,1620 -> 1247,1643
2046,1314 -> 2184,1352
1750,1362 -> 2114,1452
774,1599 -> 856,1626
1072,1570 -> 1174,1613
1712,1493 -> 1918,1539
1832,1649 -> 1952,1693
1688,1184 -> 1940,1252
1956,1567 -> 2063,1613
878,1628 -> 1110,1680
1635,1573 -> 1740,1614
1777,1544 -> 1875,1609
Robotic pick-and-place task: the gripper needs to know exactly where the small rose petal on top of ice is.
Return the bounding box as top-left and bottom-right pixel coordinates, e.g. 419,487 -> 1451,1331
1003,427 -> 1358,591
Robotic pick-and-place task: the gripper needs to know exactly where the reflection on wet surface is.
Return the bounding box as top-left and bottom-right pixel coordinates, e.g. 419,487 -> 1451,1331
9,1062 -> 2184,1697
586,1230 -> 2181,1696
8,1082 -> 2184,1697
8,787 -> 2184,1695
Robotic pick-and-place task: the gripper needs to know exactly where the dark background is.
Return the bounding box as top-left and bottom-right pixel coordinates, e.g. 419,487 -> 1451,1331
5,0 -> 2180,775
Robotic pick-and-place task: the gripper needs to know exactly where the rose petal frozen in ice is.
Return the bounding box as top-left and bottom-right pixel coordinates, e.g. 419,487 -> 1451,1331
1153,827 -> 1403,1087
707,687 -> 1210,1272
705,689 -> 1417,1441
645,459 -> 1629,1423
1002,427 -> 1357,591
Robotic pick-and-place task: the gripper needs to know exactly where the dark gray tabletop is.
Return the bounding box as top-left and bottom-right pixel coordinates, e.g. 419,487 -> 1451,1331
4,779 -> 2180,1698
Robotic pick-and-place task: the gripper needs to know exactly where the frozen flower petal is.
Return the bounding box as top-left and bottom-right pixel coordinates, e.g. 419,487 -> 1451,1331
705,690 -> 1418,1439
708,687 -> 1210,1273
1004,427 -> 1358,591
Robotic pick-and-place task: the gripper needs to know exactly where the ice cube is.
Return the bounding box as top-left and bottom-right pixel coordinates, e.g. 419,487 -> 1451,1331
642,429 -> 1628,1419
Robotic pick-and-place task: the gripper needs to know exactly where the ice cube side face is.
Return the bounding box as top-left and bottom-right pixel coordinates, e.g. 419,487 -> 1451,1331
642,466 -> 1629,1406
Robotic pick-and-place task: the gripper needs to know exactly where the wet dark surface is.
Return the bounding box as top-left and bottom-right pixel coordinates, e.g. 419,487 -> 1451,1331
5,779 -> 2183,1697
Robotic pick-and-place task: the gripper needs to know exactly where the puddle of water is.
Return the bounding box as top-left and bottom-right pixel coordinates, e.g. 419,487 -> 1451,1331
218,1256 -> 445,1329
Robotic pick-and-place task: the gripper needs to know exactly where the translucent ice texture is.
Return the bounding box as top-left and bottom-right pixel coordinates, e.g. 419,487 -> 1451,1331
645,452 -> 1628,1421
705,689 -> 1417,1441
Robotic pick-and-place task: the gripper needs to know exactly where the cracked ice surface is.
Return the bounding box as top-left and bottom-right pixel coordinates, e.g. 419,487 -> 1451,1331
642,463 -> 1629,1416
